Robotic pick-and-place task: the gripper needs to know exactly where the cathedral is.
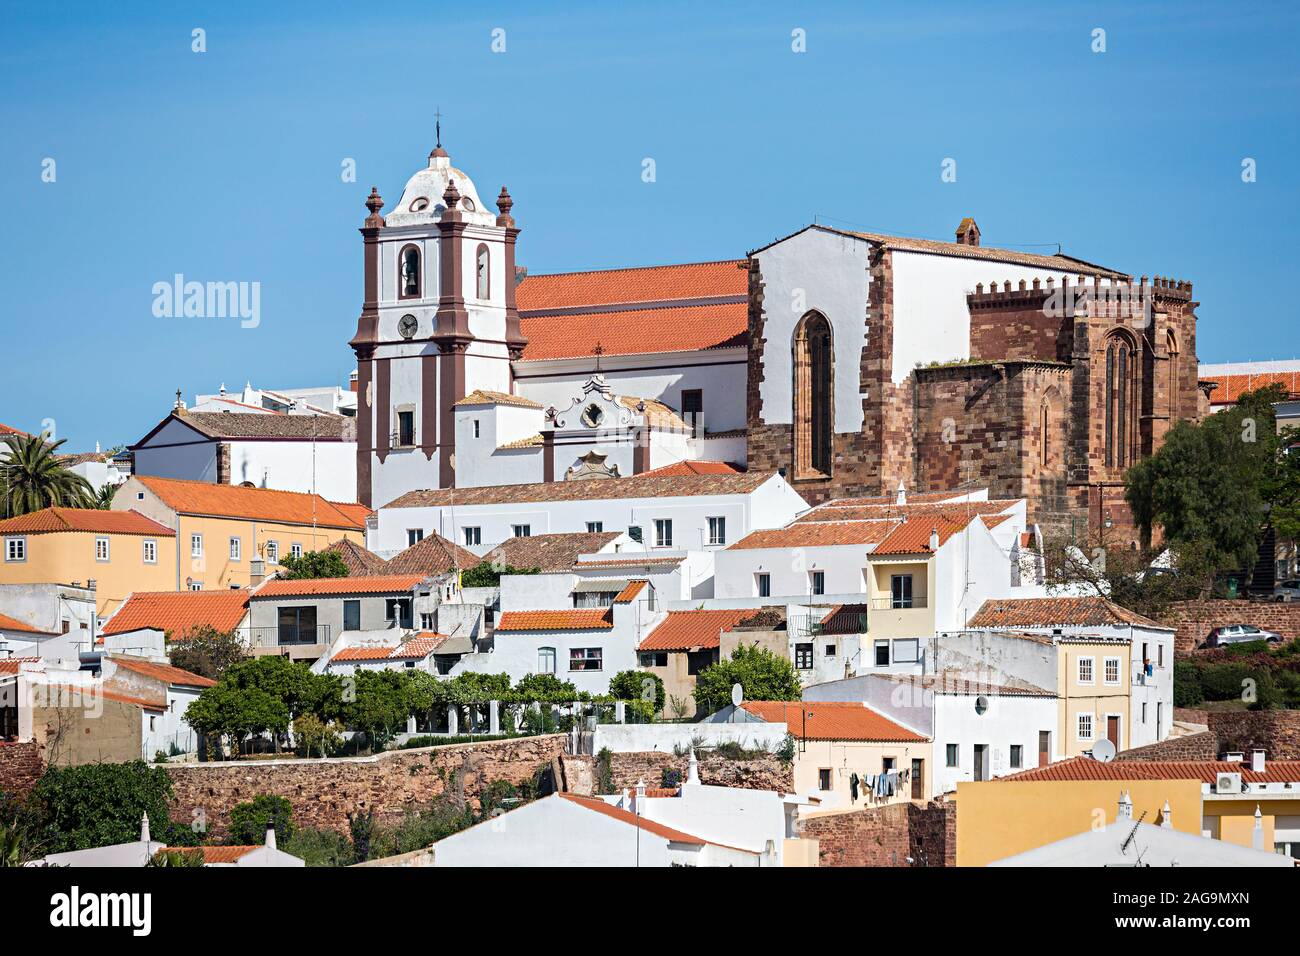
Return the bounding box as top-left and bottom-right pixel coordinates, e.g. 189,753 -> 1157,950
349,145 -> 1204,542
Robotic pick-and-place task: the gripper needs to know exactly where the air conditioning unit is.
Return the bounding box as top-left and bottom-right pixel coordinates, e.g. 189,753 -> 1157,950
1215,772 -> 1242,794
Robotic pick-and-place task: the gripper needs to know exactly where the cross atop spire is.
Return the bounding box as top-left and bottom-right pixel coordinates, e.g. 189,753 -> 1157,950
435,107 -> 442,148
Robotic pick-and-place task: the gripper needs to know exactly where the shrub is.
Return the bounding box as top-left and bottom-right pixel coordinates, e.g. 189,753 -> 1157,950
229,794 -> 295,845
33,761 -> 183,853
282,827 -> 355,867
609,670 -> 665,712
694,643 -> 802,715
1198,662 -> 1253,701
1173,661 -> 1204,707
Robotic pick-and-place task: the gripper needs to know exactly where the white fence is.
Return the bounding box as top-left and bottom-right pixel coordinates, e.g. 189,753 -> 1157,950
591,721 -> 790,754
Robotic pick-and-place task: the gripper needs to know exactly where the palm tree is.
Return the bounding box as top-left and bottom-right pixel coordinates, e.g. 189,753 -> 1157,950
90,482 -> 118,510
0,433 -> 95,517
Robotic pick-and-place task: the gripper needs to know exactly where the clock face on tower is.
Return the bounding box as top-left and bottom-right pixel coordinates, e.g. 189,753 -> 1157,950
398,314 -> 419,339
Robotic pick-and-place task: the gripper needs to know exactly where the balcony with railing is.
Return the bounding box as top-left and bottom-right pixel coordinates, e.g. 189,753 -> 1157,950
248,624 -> 332,659
864,595 -> 932,638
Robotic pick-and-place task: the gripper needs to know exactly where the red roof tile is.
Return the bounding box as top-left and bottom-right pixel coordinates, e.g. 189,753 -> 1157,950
638,609 -> 752,652
638,461 -> 743,477
322,538 -> 390,575
254,574 -> 426,598
0,613 -> 52,635
966,596 -> 1166,630
517,260 -> 746,311
108,655 -> 217,688
613,580 -> 648,603
741,701 -> 926,742
0,656 -> 42,676
520,303 -> 746,361
557,793 -> 733,849
873,513 -> 1009,555
795,499 -> 1017,524
998,756 -> 1300,785
102,590 -> 249,639
383,533 -> 479,575
495,609 -> 614,632
728,520 -> 895,550
384,471 -> 773,509
330,635 -> 448,662
483,532 -> 621,573
817,604 -> 870,635
0,507 -> 175,537
1206,371 -> 1300,405
0,423 -> 32,437
133,475 -> 365,530
46,683 -> 166,711
162,845 -> 259,864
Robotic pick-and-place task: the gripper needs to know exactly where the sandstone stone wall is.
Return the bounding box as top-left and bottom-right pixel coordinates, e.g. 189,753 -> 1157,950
1158,600 -> 1300,656
794,800 -> 955,867
1204,711 -> 1300,760
1115,730 -> 1219,762
166,734 -> 566,838
0,740 -> 43,800
562,750 -> 793,795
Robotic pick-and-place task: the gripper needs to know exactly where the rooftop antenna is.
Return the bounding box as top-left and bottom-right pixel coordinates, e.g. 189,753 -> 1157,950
1119,809 -> 1148,859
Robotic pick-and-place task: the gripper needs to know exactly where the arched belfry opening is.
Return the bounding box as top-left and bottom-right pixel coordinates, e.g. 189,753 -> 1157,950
793,311 -> 834,478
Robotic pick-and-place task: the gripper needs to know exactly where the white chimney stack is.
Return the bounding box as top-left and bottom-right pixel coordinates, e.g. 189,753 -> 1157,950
1252,749 -> 1266,773
929,527 -> 940,552
140,812 -> 151,843
1253,805 -> 1264,850
265,823 -> 277,851
686,747 -> 700,786
1161,800 -> 1172,829
895,482 -> 907,506
1117,790 -> 1133,820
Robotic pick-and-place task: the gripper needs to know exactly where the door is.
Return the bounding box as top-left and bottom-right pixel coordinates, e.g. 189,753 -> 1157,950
1038,731 -> 1051,766
1106,715 -> 1120,747
911,758 -> 924,799
973,744 -> 988,781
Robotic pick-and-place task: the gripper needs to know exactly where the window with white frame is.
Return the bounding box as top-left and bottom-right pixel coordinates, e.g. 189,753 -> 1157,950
809,570 -> 825,595
512,524 -> 531,538
229,537 -> 241,561
95,537 -> 109,562
1142,702 -> 1148,724
191,534 -> 203,558
407,529 -> 424,546
189,581 -> 203,591
707,516 -> 725,546
569,647 -> 602,672
946,744 -> 959,767
463,527 -> 481,546
266,541 -> 279,563
1077,656 -> 1094,684
654,519 -> 672,548
1077,713 -> 1094,741
4,537 -> 25,562
1104,657 -> 1121,684
587,521 -> 603,533
1009,745 -> 1023,768
794,643 -> 813,669
892,638 -> 920,663
756,572 -> 771,598
291,543 -> 303,559
538,647 -> 556,674
142,539 -> 157,564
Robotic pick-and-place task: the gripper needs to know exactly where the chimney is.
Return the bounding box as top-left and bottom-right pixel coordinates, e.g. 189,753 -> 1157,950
249,558 -> 266,587
140,812 -> 151,843
1225,751 -> 1244,763
929,527 -> 940,552
895,482 -> 907,506
265,822 -> 277,851
1253,805 -> 1264,850
955,217 -> 981,247
1161,800 -> 1172,829
686,747 -> 700,786
1252,749 -> 1266,773
1117,790 -> 1132,820
634,778 -> 648,819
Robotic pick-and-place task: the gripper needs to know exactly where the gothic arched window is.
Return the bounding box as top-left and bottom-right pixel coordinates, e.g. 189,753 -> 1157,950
1104,332 -> 1136,468
793,312 -> 833,478
399,245 -> 421,299
476,244 -> 490,300
1166,329 -> 1179,420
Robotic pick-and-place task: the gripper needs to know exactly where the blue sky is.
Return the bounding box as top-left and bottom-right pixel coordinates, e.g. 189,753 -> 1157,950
2,1 -> 1296,451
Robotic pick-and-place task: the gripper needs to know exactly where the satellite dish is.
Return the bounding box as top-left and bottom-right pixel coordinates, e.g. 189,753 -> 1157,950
730,683 -> 744,708
1091,738 -> 1117,763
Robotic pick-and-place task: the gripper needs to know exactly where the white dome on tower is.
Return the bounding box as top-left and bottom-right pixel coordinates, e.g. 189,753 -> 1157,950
385,148 -> 498,228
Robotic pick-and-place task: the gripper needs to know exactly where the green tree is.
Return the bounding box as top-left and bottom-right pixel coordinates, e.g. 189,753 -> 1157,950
278,549 -> 350,580
228,794 -> 295,845
226,656 -> 320,724
32,761 -> 179,853
609,670 -> 665,711
346,670 -> 414,748
693,643 -> 802,715
512,672 -> 578,702
147,848 -> 204,867
184,684 -> 290,758
461,561 -> 539,587
168,624 -> 247,680
0,433 -> 95,516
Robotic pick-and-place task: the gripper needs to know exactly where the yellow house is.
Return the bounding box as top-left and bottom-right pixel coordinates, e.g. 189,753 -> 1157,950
111,475 -> 368,593
955,754 -> 1300,866
741,700 -> 932,811
0,507 -> 177,614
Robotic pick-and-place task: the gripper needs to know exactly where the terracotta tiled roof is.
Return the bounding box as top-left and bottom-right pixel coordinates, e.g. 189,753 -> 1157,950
401,632 -> 450,657
727,520 -> 895,550
638,461 -> 742,477
883,670 -> 1053,697
997,756 -> 1300,785
0,423 -> 32,437
520,303 -> 746,361
133,476 -> 366,530
517,260 -> 746,311
330,502 -> 374,527
873,513 -> 1010,555
108,655 -> 217,688
0,612 -> 52,635
573,555 -> 684,569
0,507 -> 175,537
613,580 -> 648,603
383,471 -> 774,509
966,596 -> 1167,630
495,609 -> 614,632
1205,371 -> 1300,406
330,644 -> 398,662
0,656 -> 42,676
795,499 -> 1017,524
615,396 -> 690,431
799,225 -> 1126,277
330,633 -> 450,662
557,793 -> 736,849
101,590 -> 250,639
818,604 -> 870,635
169,412 -> 354,441
56,451 -> 114,467
638,609 -> 752,652
163,845 -> 259,864
383,533 -> 479,575
453,390 -> 545,409
483,532 -> 621,573
741,701 -> 926,742
46,684 -> 166,711
254,574 -> 426,598
497,434 -> 544,450
323,538 -> 389,576
823,491 -> 982,507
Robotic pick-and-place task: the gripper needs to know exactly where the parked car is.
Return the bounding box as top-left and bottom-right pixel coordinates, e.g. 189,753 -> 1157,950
1203,624 -> 1284,648
1274,580 -> 1300,602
